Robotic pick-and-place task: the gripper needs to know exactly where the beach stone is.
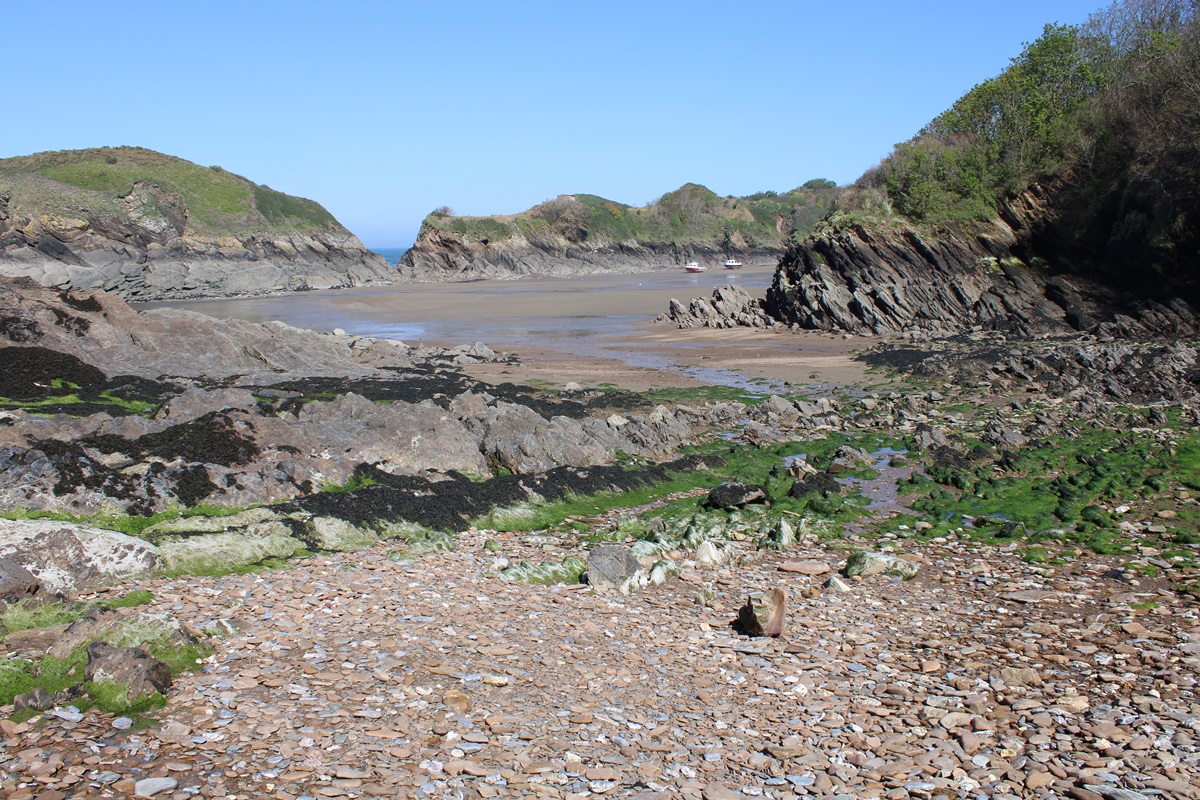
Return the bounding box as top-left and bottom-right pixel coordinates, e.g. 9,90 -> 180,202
738,588 -> 789,637
442,689 -> 472,713
134,777 -> 177,797
778,560 -> 829,576
587,545 -> 640,586
998,667 -> 1041,686
827,575 -> 850,592
844,551 -> 920,580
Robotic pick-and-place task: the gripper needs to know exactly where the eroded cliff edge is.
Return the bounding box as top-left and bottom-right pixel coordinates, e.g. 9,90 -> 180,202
398,183 -> 838,281
0,147 -> 395,300
760,189 -> 1199,340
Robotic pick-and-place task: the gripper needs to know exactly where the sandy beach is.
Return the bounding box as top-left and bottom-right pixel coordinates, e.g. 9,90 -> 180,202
142,268 -> 877,390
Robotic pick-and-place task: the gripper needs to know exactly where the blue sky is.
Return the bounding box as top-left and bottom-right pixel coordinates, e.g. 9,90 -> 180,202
6,1 -> 1106,248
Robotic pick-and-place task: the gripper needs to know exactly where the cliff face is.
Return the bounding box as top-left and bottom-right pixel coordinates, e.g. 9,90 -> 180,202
763,190 -> 1199,339
399,227 -> 779,281
0,148 -> 395,300
396,184 -> 841,281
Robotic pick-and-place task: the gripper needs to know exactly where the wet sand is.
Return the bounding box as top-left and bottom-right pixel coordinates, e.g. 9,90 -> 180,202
142,267 -> 877,390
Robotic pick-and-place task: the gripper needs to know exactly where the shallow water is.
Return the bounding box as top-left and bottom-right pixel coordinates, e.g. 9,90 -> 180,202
139,267 -> 778,380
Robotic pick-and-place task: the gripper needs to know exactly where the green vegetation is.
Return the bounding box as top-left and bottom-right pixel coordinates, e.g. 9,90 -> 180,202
0,387 -> 158,417
0,598 -> 212,716
319,474 -> 379,494
0,146 -> 348,237
99,590 -> 155,610
498,555 -> 587,585
416,180 -> 842,250
0,502 -> 244,539
0,600 -> 81,634
849,0 -> 1200,287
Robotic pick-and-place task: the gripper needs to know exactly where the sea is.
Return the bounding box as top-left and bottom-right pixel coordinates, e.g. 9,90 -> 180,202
371,247 -> 409,266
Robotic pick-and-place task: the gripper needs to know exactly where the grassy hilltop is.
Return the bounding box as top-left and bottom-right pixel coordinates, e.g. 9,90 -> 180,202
415,180 -> 840,251
0,146 -> 344,237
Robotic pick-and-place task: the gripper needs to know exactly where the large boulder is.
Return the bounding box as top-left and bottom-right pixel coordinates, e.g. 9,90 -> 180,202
0,520 -> 161,594
586,545 -> 640,586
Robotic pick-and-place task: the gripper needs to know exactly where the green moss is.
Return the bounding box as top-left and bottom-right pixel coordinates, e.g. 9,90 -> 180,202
99,590 -> 154,610
0,600 -> 83,635
499,556 -> 587,585
84,680 -> 166,715
319,474 -> 379,493
1022,546 -> 1051,563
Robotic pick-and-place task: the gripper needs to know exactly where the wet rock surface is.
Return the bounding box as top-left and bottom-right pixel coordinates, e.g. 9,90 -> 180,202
0,280 -> 722,518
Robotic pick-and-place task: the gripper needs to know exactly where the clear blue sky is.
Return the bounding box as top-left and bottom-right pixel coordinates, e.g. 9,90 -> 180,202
5,1 -> 1106,248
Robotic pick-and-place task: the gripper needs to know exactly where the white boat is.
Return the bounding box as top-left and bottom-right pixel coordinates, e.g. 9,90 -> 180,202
683,262 -> 705,273
723,259 -> 743,270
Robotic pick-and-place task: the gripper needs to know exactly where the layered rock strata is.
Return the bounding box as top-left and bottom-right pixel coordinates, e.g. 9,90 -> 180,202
762,219 -> 1199,338
0,194 -> 394,300
399,228 -> 778,281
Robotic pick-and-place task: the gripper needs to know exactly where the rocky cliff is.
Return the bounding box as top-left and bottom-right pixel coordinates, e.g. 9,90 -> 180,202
0,147 -> 395,300
762,190 -> 1200,339
400,226 -> 780,281
398,183 -> 840,281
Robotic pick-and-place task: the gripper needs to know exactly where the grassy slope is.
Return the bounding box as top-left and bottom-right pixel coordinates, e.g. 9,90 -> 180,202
416,181 -> 841,250
837,1 -> 1200,296
0,146 -> 343,237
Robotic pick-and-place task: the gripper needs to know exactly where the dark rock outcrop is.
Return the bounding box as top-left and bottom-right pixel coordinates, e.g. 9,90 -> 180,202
705,481 -> 771,510
659,284 -> 777,329
84,640 -> 173,700
762,215 -> 1199,338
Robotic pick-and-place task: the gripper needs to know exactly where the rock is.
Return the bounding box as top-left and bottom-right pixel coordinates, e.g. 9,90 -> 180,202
133,777 -> 178,797
84,641 -> 173,702
587,545 -> 641,586
442,689 -> 472,713
13,686 -> 54,712
705,482 -> 771,510
144,508 -> 308,575
787,472 -> 841,499
0,520 -> 161,594
763,219 -> 1199,339
563,382 -> 583,392
778,560 -> 829,576
738,588 -> 789,637
666,284 -> 774,329
0,557 -> 42,604
997,666 -> 1042,686
843,551 -> 920,580
826,445 -> 872,474
46,607 -> 127,659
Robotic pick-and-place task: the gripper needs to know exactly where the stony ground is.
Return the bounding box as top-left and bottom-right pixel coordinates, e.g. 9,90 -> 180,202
3,528 -> 1197,800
